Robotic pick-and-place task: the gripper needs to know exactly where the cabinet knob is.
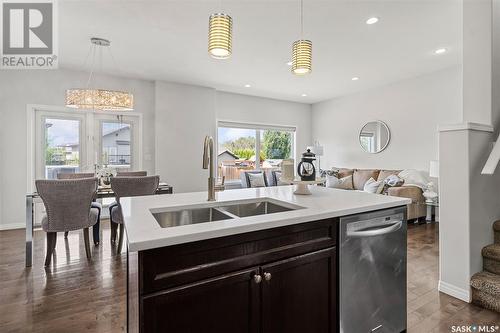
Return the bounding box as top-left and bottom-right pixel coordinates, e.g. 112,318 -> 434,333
264,272 -> 272,281
253,274 -> 262,284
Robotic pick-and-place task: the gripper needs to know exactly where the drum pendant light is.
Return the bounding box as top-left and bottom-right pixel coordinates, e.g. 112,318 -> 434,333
292,0 -> 312,75
208,10 -> 233,59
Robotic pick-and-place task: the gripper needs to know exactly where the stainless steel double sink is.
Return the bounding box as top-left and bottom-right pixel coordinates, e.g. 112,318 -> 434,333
152,199 -> 302,228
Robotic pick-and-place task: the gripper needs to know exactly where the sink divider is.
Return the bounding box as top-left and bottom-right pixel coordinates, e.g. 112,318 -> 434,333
213,207 -> 239,220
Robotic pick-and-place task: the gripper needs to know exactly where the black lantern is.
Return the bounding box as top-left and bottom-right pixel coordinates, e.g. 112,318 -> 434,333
297,149 -> 316,181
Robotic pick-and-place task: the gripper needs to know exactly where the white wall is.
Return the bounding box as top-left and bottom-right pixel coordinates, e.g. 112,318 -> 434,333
438,0 -> 500,303
468,130 -> 500,279
0,70 -> 312,228
312,66 -> 461,171
0,69 -> 155,229
463,0 -> 491,125
0,107 -> 3,228
438,128 -> 471,300
493,0 -> 500,134
154,81 -> 216,193
216,91 -> 312,163
438,124 -> 500,301
153,87 -> 312,194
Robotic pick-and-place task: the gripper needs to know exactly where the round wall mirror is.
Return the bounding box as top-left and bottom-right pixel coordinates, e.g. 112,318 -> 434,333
359,121 -> 391,154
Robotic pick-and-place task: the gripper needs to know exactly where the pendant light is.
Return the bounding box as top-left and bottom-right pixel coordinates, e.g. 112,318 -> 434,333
66,38 -> 134,111
292,0 -> 312,75
208,1 -> 232,59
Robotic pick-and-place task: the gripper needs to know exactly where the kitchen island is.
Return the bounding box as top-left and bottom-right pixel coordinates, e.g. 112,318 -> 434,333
123,185 -> 411,333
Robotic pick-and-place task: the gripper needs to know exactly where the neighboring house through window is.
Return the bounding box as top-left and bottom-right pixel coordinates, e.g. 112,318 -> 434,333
217,121 -> 296,184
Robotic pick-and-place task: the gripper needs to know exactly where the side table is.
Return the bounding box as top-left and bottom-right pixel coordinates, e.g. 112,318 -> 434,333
426,201 -> 439,223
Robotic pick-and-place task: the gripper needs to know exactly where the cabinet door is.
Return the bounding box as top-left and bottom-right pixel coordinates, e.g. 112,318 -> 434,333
141,267 -> 260,333
261,247 -> 337,333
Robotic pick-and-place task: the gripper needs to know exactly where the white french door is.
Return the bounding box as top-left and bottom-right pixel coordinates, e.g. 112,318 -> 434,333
30,105 -> 142,188
35,111 -> 87,180
93,114 -> 140,172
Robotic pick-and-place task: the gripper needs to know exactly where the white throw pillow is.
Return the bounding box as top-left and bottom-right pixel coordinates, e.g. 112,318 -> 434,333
398,169 -> 429,189
247,172 -> 266,188
326,175 -> 353,190
363,177 -> 382,194
274,172 -> 291,186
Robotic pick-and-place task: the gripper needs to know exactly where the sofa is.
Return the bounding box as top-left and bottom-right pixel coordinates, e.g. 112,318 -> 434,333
327,168 -> 426,221
239,168 -> 426,221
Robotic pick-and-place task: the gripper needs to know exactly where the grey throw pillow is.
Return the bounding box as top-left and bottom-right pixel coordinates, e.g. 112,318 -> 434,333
320,168 -> 340,178
248,173 -> 266,187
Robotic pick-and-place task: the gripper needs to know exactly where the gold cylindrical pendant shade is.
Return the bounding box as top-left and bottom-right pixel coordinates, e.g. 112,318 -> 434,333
65,89 -> 134,111
208,13 -> 232,59
292,39 -> 312,75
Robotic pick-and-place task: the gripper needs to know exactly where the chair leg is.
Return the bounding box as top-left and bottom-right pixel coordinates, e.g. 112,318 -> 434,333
83,228 -> 91,260
44,232 -> 57,267
110,221 -> 118,244
64,231 -> 69,239
117,224 -> 124,254
93,208 -> 101,246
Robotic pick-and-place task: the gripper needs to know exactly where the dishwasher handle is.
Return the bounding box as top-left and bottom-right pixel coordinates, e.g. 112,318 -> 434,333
346,220 -> 403,238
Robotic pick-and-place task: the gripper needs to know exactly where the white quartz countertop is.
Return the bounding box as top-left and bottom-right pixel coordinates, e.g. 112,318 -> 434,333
122,186 -> 411,252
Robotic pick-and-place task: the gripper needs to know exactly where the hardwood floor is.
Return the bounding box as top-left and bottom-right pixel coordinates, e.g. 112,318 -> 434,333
0,221 -> 498,332
0,221 -> 127,332
407,223 -> 500,332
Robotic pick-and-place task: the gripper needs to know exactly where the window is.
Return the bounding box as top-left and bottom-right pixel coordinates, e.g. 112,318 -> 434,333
359,132 -> 375,153
217,122 -> 295,183
32,107 -> 142,185
43,117 -> 82,179
101,121 -> 132,168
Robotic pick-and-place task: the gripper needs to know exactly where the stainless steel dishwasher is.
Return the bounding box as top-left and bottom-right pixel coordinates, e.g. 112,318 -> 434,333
339,207 -> 407,333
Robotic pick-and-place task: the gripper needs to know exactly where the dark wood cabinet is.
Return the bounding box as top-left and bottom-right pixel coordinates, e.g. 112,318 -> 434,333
129,218 -> 338,333
261,247 -> 336,333
142,267 -> 260,333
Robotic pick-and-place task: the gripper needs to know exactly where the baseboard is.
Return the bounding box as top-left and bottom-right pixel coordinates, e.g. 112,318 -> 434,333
438,280 -> 471,302
0,223 -> 25,230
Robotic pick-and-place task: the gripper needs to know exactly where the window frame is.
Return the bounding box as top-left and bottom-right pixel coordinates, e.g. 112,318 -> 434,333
95,114 -> 138,170
37,113 -> 86,180
27,104 -> 143,192
216,121 -> 296,185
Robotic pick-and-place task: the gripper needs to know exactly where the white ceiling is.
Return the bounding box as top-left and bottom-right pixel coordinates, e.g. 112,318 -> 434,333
59,0 -> 462,103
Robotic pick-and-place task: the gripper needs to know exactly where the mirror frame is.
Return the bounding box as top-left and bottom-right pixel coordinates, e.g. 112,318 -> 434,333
358,120 -> 391,154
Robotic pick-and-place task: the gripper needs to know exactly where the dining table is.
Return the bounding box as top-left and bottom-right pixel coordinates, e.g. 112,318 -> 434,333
25,183 -> 173,267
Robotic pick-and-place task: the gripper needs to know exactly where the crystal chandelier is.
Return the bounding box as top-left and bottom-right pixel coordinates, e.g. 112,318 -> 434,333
66,38 -> 134,111
292,0 -> 312,75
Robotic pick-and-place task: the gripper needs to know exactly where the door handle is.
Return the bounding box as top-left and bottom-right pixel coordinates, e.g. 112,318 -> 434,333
264,272 -> 272,281
346,221 -> 403,237
253,274 -> 262,284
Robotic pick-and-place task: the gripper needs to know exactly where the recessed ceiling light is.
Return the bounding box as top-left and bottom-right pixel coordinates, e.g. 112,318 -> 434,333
434,48 -> 447,55
351,77 -> 359,81
301,93 -> 307,97
244,84 -> 251,88
286,61 -> 293,66
366,17 -> 379,25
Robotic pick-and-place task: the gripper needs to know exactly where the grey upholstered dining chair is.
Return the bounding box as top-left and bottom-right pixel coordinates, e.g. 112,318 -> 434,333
109,176 -> 159,253
116,171 -> 147,177
57,172 -> 95,179
56,172 -> 102,243
35,178 -> 100,266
